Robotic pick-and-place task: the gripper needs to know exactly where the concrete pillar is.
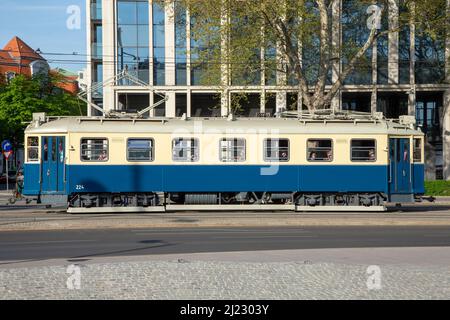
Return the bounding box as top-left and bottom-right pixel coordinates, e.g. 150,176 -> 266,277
186,6 -> 191,87
371,37 -> 378,114
408,2 -> 416,116
186,89 -> 191,117
443,0 -> 450,179
149,1 -> 154,87
164,1 -> 176,117
443,91 -> 450,180
260,89 -> 266,114
276,92 -> 287,113
331,0 -> 341,112
276,2 -> 287,114
331,93 -> 340,113
165,1 -> 175,87
86,0 -> 93,116
220,0 -> 230,117
260,33 -> 266,115
425,141 -> 437,180
388,0 -> 399,84
165,91 -> 176,117
149,92 -> 155,117
331,0 -> 341,84
101,0 -> 115,112
297,92 -> 303,114
221,90 -> 229,116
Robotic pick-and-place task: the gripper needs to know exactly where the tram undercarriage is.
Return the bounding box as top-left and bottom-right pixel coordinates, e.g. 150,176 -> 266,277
66,191 -> 387,213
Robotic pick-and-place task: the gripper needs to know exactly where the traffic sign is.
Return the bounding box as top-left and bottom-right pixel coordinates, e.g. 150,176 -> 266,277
1,140 -> 12,152
3,150 -> 13,160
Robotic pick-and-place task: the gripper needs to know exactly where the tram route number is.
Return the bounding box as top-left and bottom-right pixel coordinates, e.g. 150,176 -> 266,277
180,304 -> 270,318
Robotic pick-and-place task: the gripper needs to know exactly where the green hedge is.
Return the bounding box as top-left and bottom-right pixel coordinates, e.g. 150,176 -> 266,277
425,181 -> 450,196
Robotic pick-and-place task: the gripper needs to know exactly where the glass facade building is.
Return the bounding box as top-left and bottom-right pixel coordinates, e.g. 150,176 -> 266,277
86,0 -> 450,179
117,0 -> 149,84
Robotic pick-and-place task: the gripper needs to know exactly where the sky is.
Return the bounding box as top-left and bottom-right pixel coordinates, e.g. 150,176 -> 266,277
0,0 -> 86,73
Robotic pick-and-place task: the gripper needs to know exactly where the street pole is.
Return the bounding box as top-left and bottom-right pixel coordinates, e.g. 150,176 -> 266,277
5,156 -> 8,192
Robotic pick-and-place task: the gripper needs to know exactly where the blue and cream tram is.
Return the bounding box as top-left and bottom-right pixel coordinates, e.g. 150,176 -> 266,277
22,113 -> 424,212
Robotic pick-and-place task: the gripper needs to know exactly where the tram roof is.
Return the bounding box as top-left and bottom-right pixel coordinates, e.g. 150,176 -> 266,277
25,116 -> 424,136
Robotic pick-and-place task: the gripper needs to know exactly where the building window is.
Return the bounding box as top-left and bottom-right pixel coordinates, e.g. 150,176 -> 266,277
191,93 -> 221,117
175,2 -> 187,85
153,1 -> 165,85
413,138 -> 422,162
342,0 -> 372,85
220,139 -> 246,162
264,139 -> 289,162
127,139 -> 154,161
118,93 -> 150,113
27,137 -> 39,162
307,139 -> 333,162
81,138 -> 108,161
43,137 -> 48,161
5,72 -> 16,83
415,33 -> 445,84
91,0 -> 102,20
117,0 -> 149,85
51,138 -> 57,162
172,138 -> 199,162
351,139 -> 376,162
92,25 -> 103,59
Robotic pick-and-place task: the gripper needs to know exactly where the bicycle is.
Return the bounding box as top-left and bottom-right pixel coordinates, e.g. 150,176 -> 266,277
8,175 -> 31,204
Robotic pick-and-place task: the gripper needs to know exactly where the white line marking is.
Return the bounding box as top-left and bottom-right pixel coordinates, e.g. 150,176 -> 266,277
5,240 -> 95,245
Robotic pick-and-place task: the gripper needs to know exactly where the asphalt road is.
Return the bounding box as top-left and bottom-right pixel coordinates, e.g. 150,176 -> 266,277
1,226 -> 450,263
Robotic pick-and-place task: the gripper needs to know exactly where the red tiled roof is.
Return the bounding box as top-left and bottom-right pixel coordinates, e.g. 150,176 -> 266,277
0,50 -> 15,64
2,36 -> 44,61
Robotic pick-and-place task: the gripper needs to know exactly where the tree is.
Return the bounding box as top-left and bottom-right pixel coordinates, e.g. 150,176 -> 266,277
0,74 -> 86,146
172,0 -> 448,113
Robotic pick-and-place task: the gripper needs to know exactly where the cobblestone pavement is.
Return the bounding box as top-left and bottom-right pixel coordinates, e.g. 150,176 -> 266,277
1,259 -> 449,299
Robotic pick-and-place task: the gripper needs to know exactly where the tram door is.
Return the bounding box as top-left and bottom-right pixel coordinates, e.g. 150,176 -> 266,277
41,136 -> 65,193
389,138 -> 411,195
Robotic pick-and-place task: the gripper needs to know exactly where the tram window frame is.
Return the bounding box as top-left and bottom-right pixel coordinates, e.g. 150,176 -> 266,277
307,139 -> 333,162
80,138 -> 109,162
51,138 -> 57,162
413,138 -> 422,162
263,138 -> 290,162
219,138 -> 246,162
127,138 -> 155,162
43,137 -> 48,161
350,139 -> 377,162
27,136 -> 39,162
172,138 -> 199,162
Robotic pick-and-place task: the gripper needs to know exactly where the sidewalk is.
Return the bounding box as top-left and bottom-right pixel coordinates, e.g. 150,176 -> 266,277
1,248 -> 449,299
433,196 -> 450,203
0,206 -> 450,231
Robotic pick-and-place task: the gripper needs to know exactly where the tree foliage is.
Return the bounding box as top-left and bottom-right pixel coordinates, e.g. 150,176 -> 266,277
0,74 -> 86,145
172,0 -> 448,113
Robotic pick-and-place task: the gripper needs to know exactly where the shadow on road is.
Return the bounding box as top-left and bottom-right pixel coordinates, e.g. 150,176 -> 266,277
387,205 -> 450,213
68,239 -> 175,260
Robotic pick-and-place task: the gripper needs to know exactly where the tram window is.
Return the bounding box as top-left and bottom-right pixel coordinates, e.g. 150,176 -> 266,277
81,138 -> 109,161
172,138 -> 199,162
351,139 -> 376,162
307,139 -> 333,162
220,138 -> 246,162
413,138 -> 422,162
264,139 -> 289,162
43,137 -> 48,161
27,137 -> 39,162
127,139 -> 154,161
51,138 -> 57,162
